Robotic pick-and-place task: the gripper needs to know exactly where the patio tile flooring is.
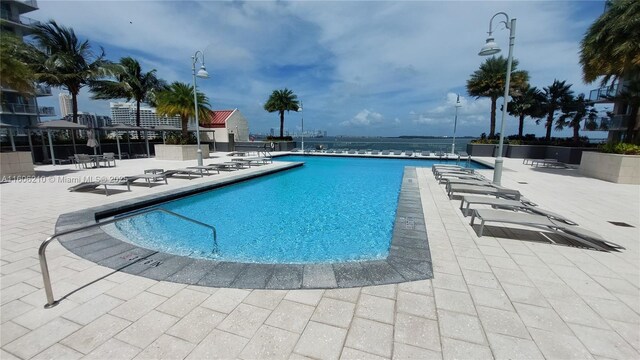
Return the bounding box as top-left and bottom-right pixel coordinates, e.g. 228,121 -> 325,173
1,154 -> 639,359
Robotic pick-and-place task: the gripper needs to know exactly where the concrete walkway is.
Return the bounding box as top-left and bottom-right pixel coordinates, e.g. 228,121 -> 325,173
1,154 -> 638,359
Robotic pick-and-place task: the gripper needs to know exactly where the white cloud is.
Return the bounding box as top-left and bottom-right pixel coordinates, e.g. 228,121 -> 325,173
341,109 -> 384,127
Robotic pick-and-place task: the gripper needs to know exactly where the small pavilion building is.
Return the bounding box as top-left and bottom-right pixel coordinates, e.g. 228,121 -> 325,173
203,109 -> 250,143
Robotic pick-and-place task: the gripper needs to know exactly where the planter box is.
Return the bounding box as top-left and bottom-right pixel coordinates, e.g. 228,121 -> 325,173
580,152 -> 640,184
0,151 -> 35,177
154,144 -> 210,161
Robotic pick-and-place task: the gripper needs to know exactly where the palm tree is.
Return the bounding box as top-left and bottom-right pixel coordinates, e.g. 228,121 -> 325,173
466,56 -> 529,138
29,20 -> 109,124
507,85 -> 545,137
580,0 -> 640,142
540,80 -> 574,141
0,33 -> 35,95
155,82 -> 211,141
556,94 -> 599,143
90,57 -> 165,138
264,88 -> 299,138
580,0 -> 639,84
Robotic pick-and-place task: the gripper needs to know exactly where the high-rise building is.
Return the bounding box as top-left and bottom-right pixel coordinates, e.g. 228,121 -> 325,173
109,102 -> 180,139
0,1 -> 55,135
62,113 -> 111,127
58,93 -> 72,118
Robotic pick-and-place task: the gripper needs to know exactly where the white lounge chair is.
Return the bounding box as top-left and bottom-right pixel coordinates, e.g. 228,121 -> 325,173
447,183 -> 521,200
126,173 -> 168,187
470,209 -> 623,252
459,195 -> 575,224
68,179 -> 131,196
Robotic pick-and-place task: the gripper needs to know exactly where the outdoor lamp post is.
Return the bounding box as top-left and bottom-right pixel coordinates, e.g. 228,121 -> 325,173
298,102 -> 304,152
451,94 -> 462,155
478,12 -> 516,186
192,50 -> 209,166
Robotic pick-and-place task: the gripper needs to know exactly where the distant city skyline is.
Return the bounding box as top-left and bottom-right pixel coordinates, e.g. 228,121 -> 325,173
34,1 -> 609,139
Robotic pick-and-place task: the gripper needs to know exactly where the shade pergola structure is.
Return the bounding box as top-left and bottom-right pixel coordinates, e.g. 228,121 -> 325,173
31,120 -> 89,165
0,121 -> 17,152
100,124 -> 152,160
150,124 -> 181,145
187,125 -> 217,153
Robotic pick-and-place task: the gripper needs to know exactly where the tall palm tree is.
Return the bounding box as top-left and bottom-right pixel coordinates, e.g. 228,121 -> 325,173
90,57 -> 165,138
466,56 -> 529,138
580,0 -> 640,142
540,80 -> 574,141
556,93 -> 599,143
0,33 -> 35,95
155,82 -> 211,141
29,20 -> 109,124
264,88 -> 299,138
507,85 -> 545,137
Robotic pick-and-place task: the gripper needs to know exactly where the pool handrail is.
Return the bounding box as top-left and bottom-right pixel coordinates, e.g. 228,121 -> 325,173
38,207 -> 217,309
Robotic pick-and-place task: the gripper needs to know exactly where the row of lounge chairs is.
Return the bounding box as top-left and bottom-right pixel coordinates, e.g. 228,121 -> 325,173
294,149 -> 469,158
68,156 -> 273,196
432,164 -> 623,252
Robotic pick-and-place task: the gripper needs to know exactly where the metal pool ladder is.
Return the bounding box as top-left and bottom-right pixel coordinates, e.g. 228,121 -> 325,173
38,208 -> 217,308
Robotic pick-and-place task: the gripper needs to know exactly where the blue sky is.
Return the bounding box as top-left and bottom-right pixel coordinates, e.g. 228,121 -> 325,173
34,0 -> 610,138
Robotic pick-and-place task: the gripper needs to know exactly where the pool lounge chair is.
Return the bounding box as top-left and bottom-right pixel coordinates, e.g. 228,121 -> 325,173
347,149 -> 357,154
205,163 -> 238,172
447,183 -> 521,200
370,150 -> 380,155
326,149 -> 335,154
438,173 -> 487,183
357,150 -> 366,154
405,151 -> 413,157
443,178 -> 494,189
530,159 -> 568,168
393,150 -> 403,155
421,151 -> 432,157
470,209 -> 623,252
126,173 -> 168,187
459,195 -> 574,224
68,179 -> 131,196
381,150 -> 390,155
162,169 -> 202,179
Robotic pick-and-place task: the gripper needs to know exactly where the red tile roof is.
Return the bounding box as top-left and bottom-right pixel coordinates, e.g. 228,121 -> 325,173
204,109 -> 234,128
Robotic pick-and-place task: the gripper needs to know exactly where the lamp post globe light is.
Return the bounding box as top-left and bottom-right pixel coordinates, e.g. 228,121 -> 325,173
192,50 -> 209,166
479,12 -> 516,186
451,94 -> 462,155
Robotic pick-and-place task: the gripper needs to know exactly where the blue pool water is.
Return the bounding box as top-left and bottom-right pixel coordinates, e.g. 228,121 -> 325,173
112,156 -> 486,263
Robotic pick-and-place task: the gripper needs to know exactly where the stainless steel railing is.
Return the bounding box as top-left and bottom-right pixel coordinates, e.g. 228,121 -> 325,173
39,208 -> 217,308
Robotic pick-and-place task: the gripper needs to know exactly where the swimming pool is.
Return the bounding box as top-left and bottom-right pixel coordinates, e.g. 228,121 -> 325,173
110,156 -> 486,264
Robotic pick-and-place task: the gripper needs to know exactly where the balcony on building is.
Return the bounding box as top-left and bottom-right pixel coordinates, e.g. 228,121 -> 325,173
589,82 -> 622,103
12,0 -> 39,12
583,115 -> 630,132
0,103 -> 54,116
